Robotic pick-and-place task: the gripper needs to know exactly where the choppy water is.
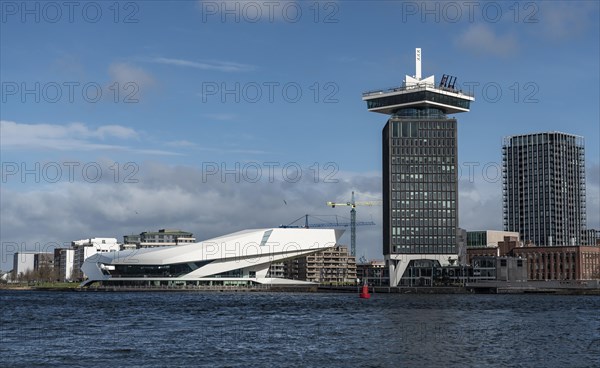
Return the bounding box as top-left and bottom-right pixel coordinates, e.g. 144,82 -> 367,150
1,291 -> 599,367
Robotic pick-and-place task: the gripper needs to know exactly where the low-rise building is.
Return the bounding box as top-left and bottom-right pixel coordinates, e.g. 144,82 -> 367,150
467,236 -> 600,280
470,256 -> 528,282
512,246 -> 600,281
356,260 -> 388,286
467,230 -> 520,248
285,245 -> 356,284
457,228 -> 468,265
266,262 -> 285,278
53,248 -> 75,282
124,229 -> 195,249
12,252 -> 54,280
582,229 -> 600,246
13,252 -> 35,277
72,238 -> 120,280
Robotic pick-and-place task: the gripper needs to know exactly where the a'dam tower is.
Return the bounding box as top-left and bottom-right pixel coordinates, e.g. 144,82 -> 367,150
362,48 -> 474,286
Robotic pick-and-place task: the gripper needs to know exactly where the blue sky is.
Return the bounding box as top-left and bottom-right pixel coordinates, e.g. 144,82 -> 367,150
1,1 -> 599,270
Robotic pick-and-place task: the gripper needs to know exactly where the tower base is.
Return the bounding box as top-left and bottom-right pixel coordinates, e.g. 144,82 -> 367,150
386,253 -> 458,287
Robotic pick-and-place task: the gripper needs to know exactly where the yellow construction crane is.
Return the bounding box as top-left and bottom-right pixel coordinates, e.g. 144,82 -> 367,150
326,191 -> 381,256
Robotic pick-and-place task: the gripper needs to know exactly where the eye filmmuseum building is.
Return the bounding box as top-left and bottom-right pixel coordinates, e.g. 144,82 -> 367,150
362,49 -> 474,286
80,228 -> 342,287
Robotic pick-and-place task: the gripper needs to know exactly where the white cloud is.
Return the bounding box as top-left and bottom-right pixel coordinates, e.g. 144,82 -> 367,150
455,24 -> 517,57
1,120 -> 138,142
538,2 -> 599,41
0,162 -> 383,270
152,57 -> 255,72
0,120 -> 178,156
108,62 -> 156,89
458,178 -> 503,231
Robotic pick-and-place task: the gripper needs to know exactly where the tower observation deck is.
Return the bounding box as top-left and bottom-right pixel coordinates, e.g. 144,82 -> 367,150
365,48 -> 474,287
362,48 -> 474,115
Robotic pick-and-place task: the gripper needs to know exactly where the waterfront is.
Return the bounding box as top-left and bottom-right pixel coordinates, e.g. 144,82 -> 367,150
1,291 -> 599,367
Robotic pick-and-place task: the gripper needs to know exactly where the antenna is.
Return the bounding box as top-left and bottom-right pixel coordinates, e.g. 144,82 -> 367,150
415,48 -> 421,80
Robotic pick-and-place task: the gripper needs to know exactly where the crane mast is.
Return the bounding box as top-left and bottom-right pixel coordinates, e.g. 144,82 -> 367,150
326,191 -> 381,256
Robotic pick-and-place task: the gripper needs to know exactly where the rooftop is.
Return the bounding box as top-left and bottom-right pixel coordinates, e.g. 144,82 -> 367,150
362,83 -> 474,99
362,83 -> 474,115
362,48 -> 474,115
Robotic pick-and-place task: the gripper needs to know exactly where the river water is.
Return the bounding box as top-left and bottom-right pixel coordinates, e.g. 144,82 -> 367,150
1,291 -> 598,367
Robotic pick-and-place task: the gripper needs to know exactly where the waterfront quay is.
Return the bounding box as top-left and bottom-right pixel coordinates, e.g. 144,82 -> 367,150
319,279 -> 600,295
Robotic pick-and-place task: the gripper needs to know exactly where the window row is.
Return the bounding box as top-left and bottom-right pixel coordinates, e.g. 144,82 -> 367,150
389,147 -> 454,156
392,199 -> 456,207
392,209 -> 457,221
392,226 -> 457,235
392,156 -> 454,164
392,191 -> 456,200
391,182 -> 455,191
391,166 -> 455,175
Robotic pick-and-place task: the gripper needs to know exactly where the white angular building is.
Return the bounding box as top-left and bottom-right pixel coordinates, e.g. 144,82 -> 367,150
81,228 -> 342,287
72,238 -> 120,280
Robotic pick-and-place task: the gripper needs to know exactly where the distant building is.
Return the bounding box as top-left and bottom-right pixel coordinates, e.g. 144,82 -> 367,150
582,229 -> 600,246
503,132 -> 586,246
457,228 -> 467,265
391,255 -> 528,286
285,245 -> 356,284
512,246 -> 600,281
466,230 -> 520,248
122,234 -> 141,248
471,256 -> 528,282
356,260 -> 388,286
12,252 -> 54,279
53,248 -> 75,282
266,262 -> 285,278
123,229 -> 195,249
13,253 -> 35,277
467,236 -> 600,280
72,238 -> 120,280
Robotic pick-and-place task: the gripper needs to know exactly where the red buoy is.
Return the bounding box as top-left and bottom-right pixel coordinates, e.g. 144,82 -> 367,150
359,284 -> 371,299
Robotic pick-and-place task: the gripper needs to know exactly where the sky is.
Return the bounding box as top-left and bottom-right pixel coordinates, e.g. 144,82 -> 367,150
1,1 -> 599,271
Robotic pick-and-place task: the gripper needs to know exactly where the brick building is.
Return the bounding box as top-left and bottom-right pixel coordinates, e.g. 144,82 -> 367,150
467,236 -> 600,280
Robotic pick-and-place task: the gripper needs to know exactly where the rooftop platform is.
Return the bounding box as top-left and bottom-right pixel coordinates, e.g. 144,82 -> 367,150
362,83 -> 474,115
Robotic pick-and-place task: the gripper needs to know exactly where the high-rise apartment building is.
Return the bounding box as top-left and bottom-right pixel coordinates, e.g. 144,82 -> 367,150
502,132 -> 586,246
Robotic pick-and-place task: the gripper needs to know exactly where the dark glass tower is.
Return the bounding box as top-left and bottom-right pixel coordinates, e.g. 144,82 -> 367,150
502,132 -> 586,246
362,49 -> 474,286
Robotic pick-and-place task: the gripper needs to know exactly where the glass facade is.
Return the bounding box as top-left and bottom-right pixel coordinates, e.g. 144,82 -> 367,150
466,231 -> 487,247
383,108 -> 458,255
367,90 -> 471,110
106,260 -> 212,278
